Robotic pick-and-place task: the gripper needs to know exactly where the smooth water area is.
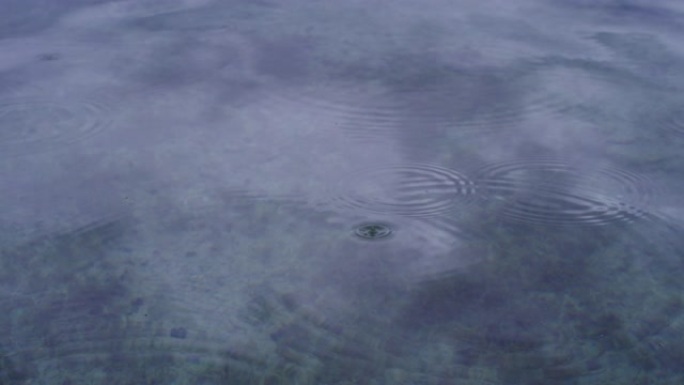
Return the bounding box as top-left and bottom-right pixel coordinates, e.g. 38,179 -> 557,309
2,0 -> 684,384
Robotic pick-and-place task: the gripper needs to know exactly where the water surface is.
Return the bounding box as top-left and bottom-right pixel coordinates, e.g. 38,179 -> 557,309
2,0 -> 684,384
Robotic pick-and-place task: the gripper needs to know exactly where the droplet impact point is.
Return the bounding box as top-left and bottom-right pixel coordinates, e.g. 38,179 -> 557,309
353,223 -> 393,240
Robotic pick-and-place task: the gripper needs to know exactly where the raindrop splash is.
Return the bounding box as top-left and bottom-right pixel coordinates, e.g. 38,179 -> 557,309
353,223 -> 393,240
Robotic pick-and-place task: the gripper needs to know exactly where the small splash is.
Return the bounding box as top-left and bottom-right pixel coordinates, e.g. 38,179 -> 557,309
353,223 -> 393,240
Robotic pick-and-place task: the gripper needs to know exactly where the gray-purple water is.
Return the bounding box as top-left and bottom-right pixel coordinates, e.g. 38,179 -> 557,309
2,0 -> 684,384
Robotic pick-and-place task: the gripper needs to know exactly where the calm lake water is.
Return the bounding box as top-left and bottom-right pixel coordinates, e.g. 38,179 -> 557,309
2,0 -> 684,384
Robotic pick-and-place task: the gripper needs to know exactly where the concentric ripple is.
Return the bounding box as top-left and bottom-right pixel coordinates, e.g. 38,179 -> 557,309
389,82 -> 568,130
0,97 -> 113,157
256,84 -> 416,143
475,159 -> 653,226
333,164 -> 476,217
260,77 -> 567,145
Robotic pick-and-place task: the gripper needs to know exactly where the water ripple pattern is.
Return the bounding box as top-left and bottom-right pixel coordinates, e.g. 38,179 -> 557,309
388,81 -> 569,130
262,78 -> 567,144
475,159 -> 653,226
333,164 -> 476,217
258,84 -> 417,143
0,97 -> 113,157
